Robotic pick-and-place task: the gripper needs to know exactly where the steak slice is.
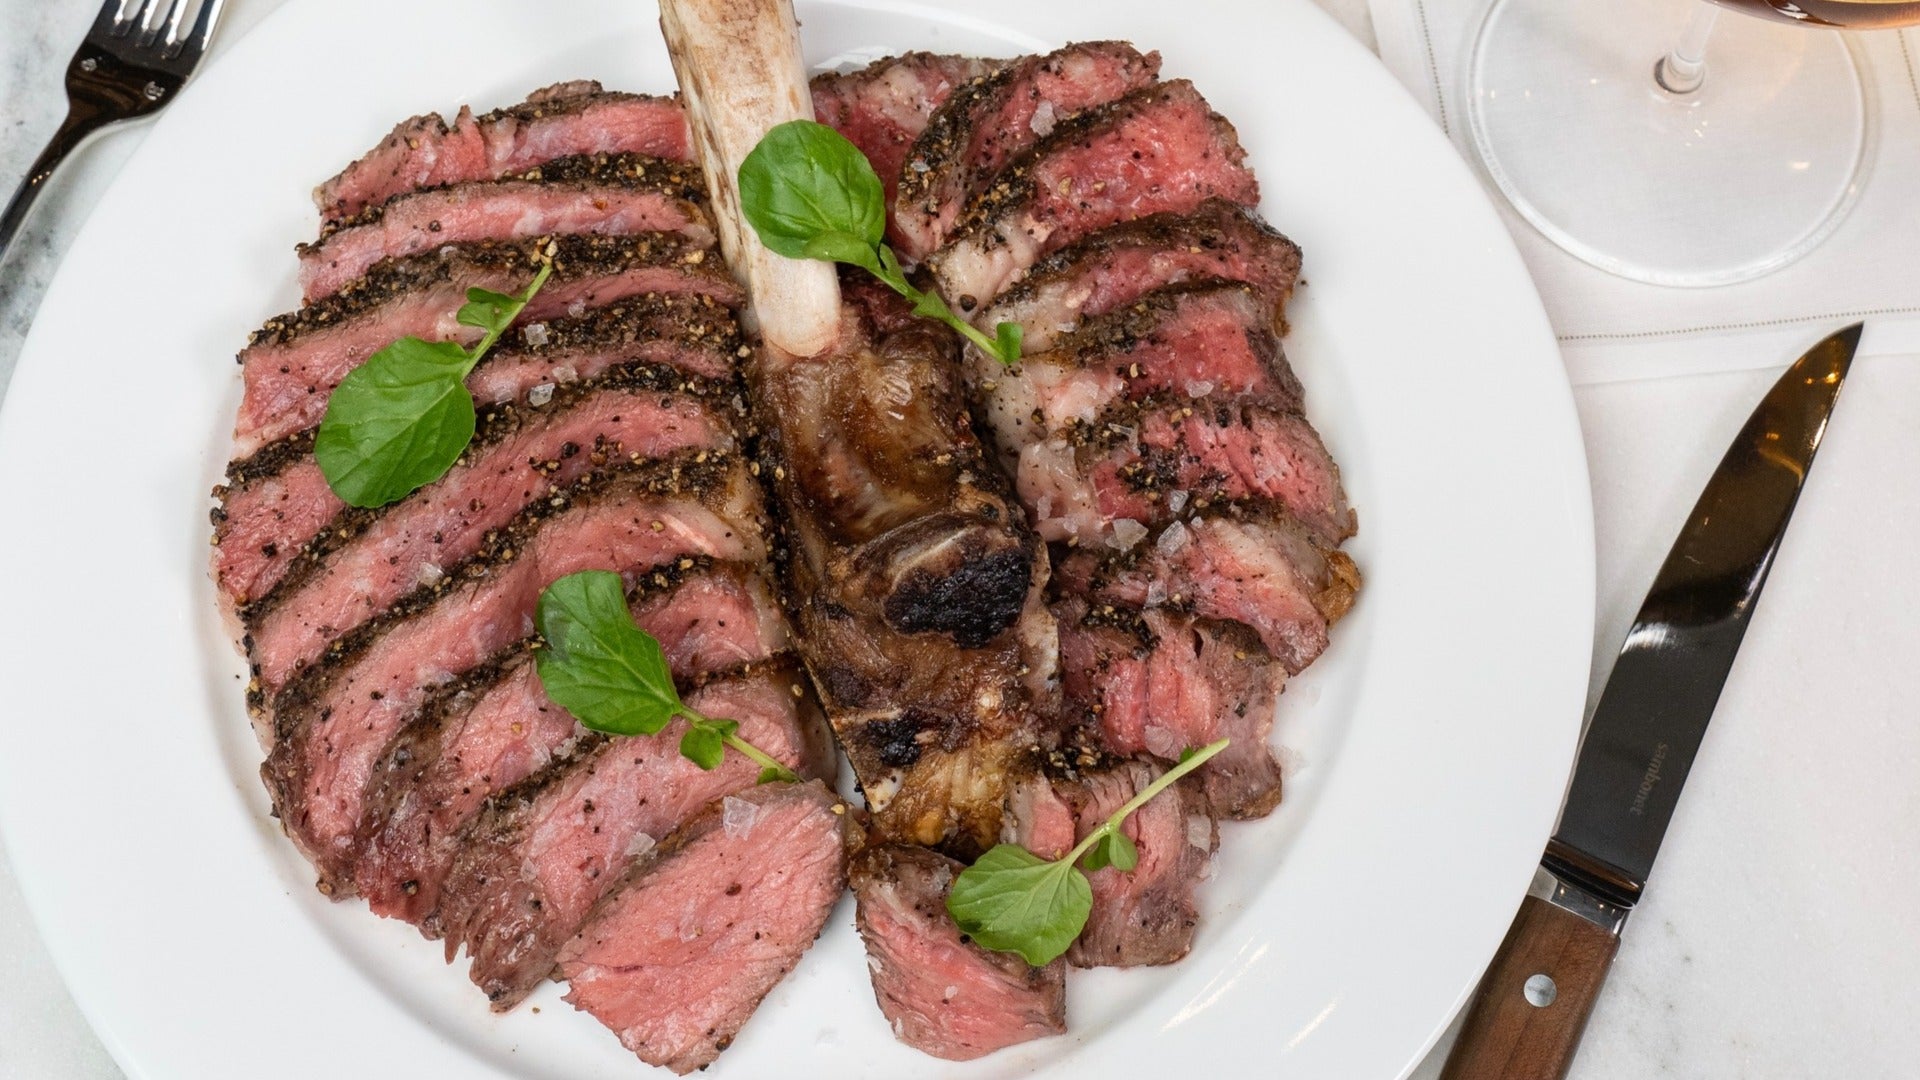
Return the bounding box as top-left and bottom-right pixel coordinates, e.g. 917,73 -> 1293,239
979,283 -> 1300,446
244,387 -> 734,692
851,843 -> 1066,1060
1055,513 -> 1360,674
315,81 -> 690,224
979,199 -> 1301,354
1056,599 -> 1286,818
355,562 -> 790,925
299,154 -> 714,301
558,780 -> 850,1074
438,662 -> 824,1010
927,80 -> 1259,307
235,233 -> 741,454
261,458 -> 765,892
894,42 -> 1160,260
1019,396 -> 1352,548
1063,763 -> 1216,968
214,298 -> 741,609
811,52 -> 1001,237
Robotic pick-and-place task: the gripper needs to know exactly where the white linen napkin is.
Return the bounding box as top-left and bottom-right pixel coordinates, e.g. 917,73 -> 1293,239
1367,0 -> 1920,385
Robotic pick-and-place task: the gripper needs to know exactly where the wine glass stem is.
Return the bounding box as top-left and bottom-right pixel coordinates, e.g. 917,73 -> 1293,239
1657,5 -> 1720,94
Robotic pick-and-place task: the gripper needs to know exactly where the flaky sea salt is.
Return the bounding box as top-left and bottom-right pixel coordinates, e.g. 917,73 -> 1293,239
521,321 -> 551,347
1108,518 -> 1149,551
1030,99 -> 1058,137
624,831 -> 657,858
527,382 -> 555,406
1184,379 -> 1215,399
722,795 -> 759,838
1168,489 -> 1189,514
1156,520 -> 1191,555
1187,814 -> 1214,852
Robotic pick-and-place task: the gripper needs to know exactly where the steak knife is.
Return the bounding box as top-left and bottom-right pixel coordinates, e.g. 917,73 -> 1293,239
1439,322 -> 1862,1080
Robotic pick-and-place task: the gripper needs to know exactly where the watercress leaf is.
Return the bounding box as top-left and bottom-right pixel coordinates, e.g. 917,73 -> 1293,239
1079,830 -> 1115,873
680,724 -> 726,771
756,765 -> 791,785
457,286 -> 522,332
314,337 -> 477,509
739,120 -> 886,257
533,571 -> 682,737
909,286 -> 953,321
800,229 -> 882,271
1101,830 -> 1140,873
946,844 -> 1093,967
992,321 -> 1024,366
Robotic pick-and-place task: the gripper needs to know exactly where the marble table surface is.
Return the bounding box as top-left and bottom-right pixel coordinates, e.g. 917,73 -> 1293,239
2,2 -> 1915,1078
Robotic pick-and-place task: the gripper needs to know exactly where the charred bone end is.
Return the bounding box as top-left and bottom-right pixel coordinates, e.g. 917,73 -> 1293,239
883,542 -> 1032,649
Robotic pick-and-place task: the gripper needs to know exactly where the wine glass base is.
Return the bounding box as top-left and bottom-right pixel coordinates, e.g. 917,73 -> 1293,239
1468,0 -> 1876,288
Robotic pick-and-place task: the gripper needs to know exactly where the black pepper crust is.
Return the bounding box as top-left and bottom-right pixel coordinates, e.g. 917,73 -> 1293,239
236,375 -> 738,625
302,153 -> 711,250
476,82 -> 678,127
259,452 -> 756,727
984,198 -> 1299,315
941,79 -> 1248,250
247,232 -> 728,351
1033,279 -> 1273,370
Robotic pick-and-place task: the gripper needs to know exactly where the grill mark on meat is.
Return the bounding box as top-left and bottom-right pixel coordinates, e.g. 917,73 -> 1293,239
979,199 -> 1301,354
437,659 -> 821,1011
811,52 -> 1001,249
315,82 -> 691,224
558,779 -> 850,1074
895,41 -> 1160,260
236,233 -> 742,454
214,300 -> 741,609
850,843 -> 1066,1060
1057,598 -> 1286,818
242,395 -> 733,693
355,562 -> 789,926
1021,394 -> 1354,548
260,457 -> 765,893
749,287 -> 1058,853
927,79 -> 1259,306
1055,510 -> 1359,674
299,153 -> 715,300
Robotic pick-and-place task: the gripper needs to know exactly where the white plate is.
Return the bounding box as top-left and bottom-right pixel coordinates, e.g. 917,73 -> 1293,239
0,1 -> 1592,1076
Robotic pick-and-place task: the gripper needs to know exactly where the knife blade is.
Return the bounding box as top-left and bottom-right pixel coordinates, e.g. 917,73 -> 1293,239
1439,322 -> 1861,1080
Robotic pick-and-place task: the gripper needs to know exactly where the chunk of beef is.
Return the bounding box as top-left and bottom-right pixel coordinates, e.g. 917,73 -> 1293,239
1055,513 -> 1359,674
244,389 -> 733,691
1066,762 -> 1216,967
314,82 -> 689,223
927,80 -> 1258,306
1056,598 -> 1286,818
979,199 -> 1300,353
558,780 -> 850,1074
438,663 -> 824,1010
354,564 -> 790,925
851,843 -> 1066,1060
1019,397 -> 1352,548
300,154 -> 713,300
260,458 -> 766,893
234,233 -> 742,454
895,42 -> 1160,259
213,299 -> 740,609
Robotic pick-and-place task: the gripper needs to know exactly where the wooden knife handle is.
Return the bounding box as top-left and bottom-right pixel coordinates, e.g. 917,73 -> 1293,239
1439,893 -> 1622,1080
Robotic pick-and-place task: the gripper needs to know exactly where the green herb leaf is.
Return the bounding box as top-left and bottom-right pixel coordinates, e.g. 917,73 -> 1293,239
757,765 -> 792,785
315,261 -> 553,508
738,120 -> 886,257
312,337 -> 478,509
1080,829 -> 1138,873
737,122 -> 1024,367
946,844 -> 1093,967
680,724 -> 726,770
946,738 -> 1231,965
534,570 -> 682,737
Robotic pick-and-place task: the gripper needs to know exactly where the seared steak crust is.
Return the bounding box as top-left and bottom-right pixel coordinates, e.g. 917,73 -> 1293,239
895,41 -> 1160,259
314,82 -> 690,223
558,780 -> 850,1074
750,286 -> 1057,854
299,153 -> 714,300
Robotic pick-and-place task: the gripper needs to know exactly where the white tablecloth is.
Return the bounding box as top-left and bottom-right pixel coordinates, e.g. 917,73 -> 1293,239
2,2 -> 1915,1077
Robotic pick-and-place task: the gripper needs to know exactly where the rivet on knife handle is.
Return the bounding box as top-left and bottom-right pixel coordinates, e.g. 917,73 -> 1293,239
1439,872 -> 1626,1080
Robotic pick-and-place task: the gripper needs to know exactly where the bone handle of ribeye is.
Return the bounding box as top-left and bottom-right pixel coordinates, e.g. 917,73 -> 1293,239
660,0 -> 842,358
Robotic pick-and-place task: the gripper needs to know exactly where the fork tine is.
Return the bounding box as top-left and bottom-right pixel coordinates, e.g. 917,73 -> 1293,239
95,0 -> 140,38
134,0 -> 183,49
163,0 -> 223,60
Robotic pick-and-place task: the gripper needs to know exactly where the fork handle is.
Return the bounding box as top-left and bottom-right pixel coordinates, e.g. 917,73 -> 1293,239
0,106 -> 114,265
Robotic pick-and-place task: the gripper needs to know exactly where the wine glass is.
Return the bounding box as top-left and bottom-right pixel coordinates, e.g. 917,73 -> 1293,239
1466,0 -> 1920,287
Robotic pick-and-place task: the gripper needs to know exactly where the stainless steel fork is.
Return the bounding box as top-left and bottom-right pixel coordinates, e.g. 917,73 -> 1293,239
0,0 -> 226,262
